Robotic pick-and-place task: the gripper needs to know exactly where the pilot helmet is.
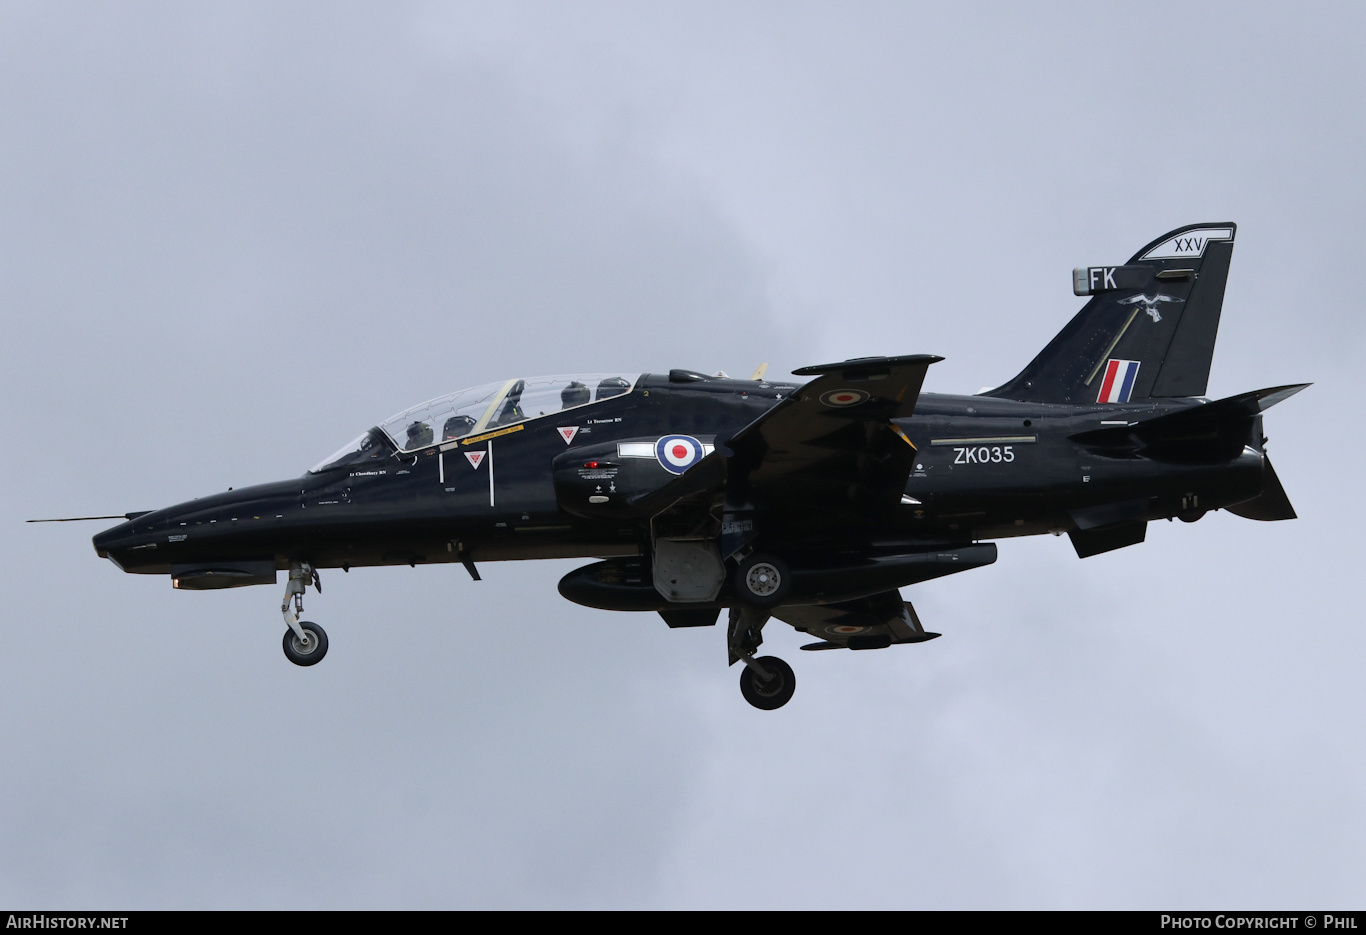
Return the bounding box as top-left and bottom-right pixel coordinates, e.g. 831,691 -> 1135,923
406,421 -> 434,448
561,381 -> 591,408
596,376 -> 630,400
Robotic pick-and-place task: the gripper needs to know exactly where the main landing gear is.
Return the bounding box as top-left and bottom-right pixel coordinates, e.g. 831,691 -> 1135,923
728,604 -> 796,710
281,561 -> 328,666
738,655 -> 796,710
734,553 -> 791,607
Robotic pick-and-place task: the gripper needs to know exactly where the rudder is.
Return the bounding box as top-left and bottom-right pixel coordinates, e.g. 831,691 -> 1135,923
984,223 -> 1236,404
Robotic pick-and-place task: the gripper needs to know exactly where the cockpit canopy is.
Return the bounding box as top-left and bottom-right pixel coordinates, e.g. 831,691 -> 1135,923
310,373 -> 640,473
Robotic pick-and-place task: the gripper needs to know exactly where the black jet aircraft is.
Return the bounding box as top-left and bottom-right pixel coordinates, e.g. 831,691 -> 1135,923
77,223 -> 1304,709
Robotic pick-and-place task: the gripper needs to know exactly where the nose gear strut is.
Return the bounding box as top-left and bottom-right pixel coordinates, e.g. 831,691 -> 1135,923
280,562 -> 328,666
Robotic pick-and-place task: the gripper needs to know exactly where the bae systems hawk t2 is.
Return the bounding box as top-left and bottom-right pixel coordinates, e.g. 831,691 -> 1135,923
72,223 -> 1304,709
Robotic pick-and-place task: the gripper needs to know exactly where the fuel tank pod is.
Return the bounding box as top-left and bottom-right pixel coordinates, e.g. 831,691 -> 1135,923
559,544 -> 1000,612
558,557 -> 663,611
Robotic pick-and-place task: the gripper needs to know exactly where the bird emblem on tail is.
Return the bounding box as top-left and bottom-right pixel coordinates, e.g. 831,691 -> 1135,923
1117,293 -> 1184,323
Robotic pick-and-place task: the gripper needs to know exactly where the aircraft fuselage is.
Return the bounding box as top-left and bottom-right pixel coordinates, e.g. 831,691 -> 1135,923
76,221 -> 1303,707
93,373 -> 1263,577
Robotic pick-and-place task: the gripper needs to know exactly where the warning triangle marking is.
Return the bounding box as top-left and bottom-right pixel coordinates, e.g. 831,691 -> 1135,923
557,426 -> 580,444
464,451 -> 486,469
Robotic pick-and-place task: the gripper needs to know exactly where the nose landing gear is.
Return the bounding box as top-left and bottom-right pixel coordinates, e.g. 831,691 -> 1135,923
283,621 -> 328,666
281,562 -> 328,666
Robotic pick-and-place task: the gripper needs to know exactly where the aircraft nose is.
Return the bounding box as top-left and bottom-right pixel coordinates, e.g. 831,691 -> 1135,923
92,520 -> 134,556
92,512 -> 166,567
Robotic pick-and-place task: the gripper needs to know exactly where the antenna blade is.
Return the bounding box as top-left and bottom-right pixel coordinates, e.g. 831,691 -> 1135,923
750,363 -> 769,381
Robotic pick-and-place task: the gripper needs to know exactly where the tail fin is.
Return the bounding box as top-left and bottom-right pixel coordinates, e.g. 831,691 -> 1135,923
985,223 -> 1236,404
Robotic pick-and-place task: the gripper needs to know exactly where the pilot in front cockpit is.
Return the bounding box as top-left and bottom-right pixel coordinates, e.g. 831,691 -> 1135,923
406,421 -> 433,449
561,381 -> 590,408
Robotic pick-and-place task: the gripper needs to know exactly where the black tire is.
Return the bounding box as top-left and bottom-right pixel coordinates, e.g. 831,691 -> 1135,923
734,554 -> 791,607
739,655 -> 796,710
1178,509 -> 1207,523
282,621 -> 329,666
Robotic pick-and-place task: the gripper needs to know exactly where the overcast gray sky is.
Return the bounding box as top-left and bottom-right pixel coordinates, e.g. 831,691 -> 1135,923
2,1 -> 1363,909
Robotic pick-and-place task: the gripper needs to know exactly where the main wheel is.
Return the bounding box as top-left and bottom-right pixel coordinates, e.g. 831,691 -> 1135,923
734,554 -> 791,607
739,655 -> 796,710
283,621 -> 329,666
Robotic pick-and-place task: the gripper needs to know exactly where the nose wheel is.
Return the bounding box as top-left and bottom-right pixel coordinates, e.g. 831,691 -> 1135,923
283,621 -> 329,666
280,561 -> 328,667
739,655 -> 795,710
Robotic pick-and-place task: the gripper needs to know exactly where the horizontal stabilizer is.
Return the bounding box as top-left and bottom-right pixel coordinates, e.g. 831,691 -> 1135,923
1136,383 -> 1310,430
1226,455 -> 1297,521
1070,384 -> 1310,458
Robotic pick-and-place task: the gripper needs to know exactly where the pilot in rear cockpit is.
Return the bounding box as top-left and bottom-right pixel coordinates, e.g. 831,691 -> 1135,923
442,415 -> 475,440
596,376 -> 630,400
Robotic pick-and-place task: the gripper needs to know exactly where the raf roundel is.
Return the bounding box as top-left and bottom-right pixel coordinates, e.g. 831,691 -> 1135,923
655,435 -> 705,474
820,388 -> 870,407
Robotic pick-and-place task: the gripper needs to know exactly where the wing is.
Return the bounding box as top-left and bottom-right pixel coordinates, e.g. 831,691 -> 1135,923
628,354 -> 941,527
1115,294 -> 1148,305
732,354 -> 941,526
772,590 -> 940,650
